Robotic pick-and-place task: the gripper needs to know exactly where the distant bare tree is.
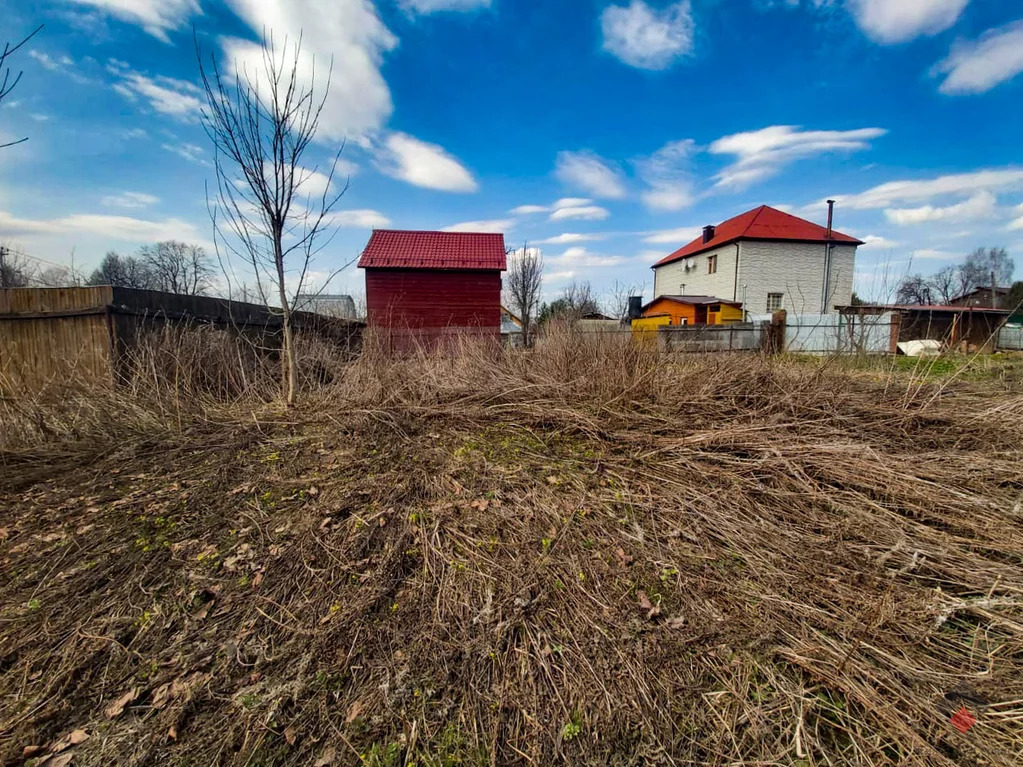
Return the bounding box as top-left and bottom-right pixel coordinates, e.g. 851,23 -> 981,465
139,241 -> 213,295
87,251 -> 155,289
895,274 -> 932,306
505,243 -> 543,347
605,279 -> 643,321
198,32 -> 349,404
1,25 -> 43,149
960,247 -> 1014,300
35,265 -> 82,287
928,265 -> 960,305
0,245 -> 32,287
561,280 -> 601,317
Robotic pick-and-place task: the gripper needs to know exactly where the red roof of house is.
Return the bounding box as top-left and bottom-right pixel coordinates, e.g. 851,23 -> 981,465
358,230 -> 507,271
653,205 -> 863,268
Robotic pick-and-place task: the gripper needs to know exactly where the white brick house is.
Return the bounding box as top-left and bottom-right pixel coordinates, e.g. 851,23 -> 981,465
651,205 -> 861,316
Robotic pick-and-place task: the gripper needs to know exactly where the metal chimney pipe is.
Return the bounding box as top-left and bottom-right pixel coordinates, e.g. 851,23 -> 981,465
822,200 -> 836,315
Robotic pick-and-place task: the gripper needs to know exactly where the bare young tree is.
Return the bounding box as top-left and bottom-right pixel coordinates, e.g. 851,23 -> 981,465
138,241 -> 213,295
197,32 -> 348,404
504,243 -> 543,347
1,25 -> 43,149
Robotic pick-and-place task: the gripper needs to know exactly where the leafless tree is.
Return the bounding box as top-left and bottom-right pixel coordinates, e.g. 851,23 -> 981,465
895,274 -> 932,305
0,245 -> 32,287
927,265 -> 960,305
197,32 -> 349,404
35,265 -> 82,287
961,247 -> 1014,300
561,280 -> 601,317
605,279 -> 643,321
138,241 -> 213,295
504,243 -> 543,347
87,251 -> 155,289
1,25 -> 43,149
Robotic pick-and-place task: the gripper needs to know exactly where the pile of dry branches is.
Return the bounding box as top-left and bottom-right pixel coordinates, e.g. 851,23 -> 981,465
1,332 -> 1021,766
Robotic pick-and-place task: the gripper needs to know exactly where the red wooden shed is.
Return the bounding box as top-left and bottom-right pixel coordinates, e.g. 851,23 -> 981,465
358,230 -> 507,348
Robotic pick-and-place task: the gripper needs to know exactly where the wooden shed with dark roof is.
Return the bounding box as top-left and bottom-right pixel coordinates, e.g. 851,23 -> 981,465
358,230 -> 507,348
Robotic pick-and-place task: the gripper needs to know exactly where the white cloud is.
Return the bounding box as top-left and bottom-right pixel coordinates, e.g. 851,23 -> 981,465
295,167 -> 334,198
636,139 -> 696,211
846,0 -> 970,44
68,0 -> 199,42
935,21 -> 1023,95
642,226 -> 701,244
400,0 -> 491,12
710,125 -> 886,190
442,219 -> 513,233
327,209 -> 391,228
859,234 -> 900,249
549,205 -> 610,222
508,198 -> 609,221
161,142 -> 208,165
547,246 -> 625,268
555,151 -> 626,199
537,233 -> 605,245
30,114 -> 49,122
510,204 -> 550,215
830,168 -> 1023,210
601,0 -> 695,70
111,67 -> 203,119
0,209 -> 203,242
101,192 -> 160,209
884,191 -> 998,225
220,0 -> 398,144
911,249 -> 959,261
376,132 -> 477,192
28,50 -> 74,71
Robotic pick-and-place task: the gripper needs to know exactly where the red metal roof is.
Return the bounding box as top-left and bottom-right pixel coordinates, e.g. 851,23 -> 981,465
653,205 -> 863,268
358,230 -> 507,271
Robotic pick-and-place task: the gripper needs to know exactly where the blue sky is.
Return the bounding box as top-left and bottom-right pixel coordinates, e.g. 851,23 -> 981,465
3,0 -> 1023,303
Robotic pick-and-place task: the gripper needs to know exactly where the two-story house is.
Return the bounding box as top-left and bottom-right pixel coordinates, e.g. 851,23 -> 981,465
651,205 -> 862,316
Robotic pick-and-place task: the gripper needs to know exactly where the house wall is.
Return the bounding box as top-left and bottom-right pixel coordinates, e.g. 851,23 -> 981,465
365,268 -> 502,336
736,242 -> 855,315
652,241 -> 856,316
652,243 -> 738,301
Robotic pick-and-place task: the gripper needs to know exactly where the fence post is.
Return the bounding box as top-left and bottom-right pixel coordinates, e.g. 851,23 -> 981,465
767,309 -> 786,354
889,312 -> 901,354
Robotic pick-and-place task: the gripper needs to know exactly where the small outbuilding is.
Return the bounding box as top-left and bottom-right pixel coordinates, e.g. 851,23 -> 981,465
634,295 -> 744,331
358,230 -> 507,349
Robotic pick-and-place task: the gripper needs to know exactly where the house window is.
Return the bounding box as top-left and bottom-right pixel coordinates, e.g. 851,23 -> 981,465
707,255 -> 717,274
766,293 -> 784,312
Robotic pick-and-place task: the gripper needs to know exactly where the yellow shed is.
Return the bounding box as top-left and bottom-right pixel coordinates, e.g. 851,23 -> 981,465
636,295 -> 744,326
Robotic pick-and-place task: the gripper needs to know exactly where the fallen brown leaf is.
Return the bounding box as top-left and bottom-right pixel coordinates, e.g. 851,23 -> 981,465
345,700 -> 364,724
22,745 -> 43,757
284,725 -> 297,745
636,590 -> 661,620
105,688 -> 138,719
313,745 -> 336,766
615,547 -> 633,568
151,683 -> 172,710
51,729 -> 89,753
167,726 -> 178,741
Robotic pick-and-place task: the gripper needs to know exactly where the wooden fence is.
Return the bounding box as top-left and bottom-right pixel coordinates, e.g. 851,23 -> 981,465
0,286 -> 363,391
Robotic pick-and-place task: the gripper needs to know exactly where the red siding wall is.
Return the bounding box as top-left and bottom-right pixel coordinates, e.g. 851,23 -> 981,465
365,268 -> 502,341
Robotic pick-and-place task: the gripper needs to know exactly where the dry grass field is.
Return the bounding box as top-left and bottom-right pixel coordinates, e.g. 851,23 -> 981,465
1,331 -> 1022,766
